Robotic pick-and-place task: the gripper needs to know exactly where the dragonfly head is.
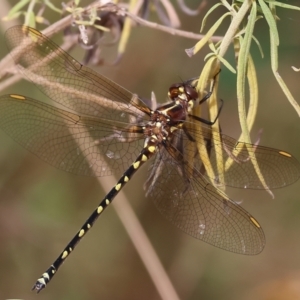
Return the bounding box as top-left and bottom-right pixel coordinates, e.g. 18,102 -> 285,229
168,82 -> 199,102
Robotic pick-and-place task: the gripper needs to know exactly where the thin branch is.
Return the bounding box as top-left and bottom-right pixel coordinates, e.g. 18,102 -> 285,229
118,6 -> 223,41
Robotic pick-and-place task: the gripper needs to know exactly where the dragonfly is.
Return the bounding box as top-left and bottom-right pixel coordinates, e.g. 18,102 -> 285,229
0,26 -> 299,293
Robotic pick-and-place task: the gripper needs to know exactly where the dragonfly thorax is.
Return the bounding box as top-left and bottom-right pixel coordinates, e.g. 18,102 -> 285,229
144,110 -> 172,143
168,81 -> 198,116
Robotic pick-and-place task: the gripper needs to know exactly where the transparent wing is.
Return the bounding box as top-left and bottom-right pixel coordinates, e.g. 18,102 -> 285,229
145,143 -> 265,255
187,124 -> 300,189
145,124 -> 299,253
5,25 -> 151,120
0,95 -> 144,177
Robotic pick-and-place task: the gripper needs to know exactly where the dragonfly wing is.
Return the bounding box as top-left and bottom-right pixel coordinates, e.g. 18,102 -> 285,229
5,26 -> 151,120
187,123 -> 300,189
144,139 -> 265,255
0,95 -> 143,177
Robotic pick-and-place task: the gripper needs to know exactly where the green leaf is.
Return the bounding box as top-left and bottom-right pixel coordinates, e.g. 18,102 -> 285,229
44,0 -> 63,14
236,2 -> 272,194
200,2 -> 223,32
7,0 -> 30,18
217,55 -> 236,73
2,11 -> 22,21
270,32 -> 300,116
193,12 -> 231,55
251,35 -> 264,58
27,11 -> 36,28
264,0 -> 300,11
258,0 -> 279,46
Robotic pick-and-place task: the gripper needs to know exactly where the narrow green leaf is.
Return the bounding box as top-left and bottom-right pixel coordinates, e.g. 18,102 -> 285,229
27,11 -> 36,28
44,0 -> 63,14
193,12 -> 231,55
2,11 -> 22,21
264,1 -> 300,11
7,0 -> 30,17
270,32 -> 300,116
200,3 -> 223,32
258,0 -> 279,46
236,2 -> 272,195
218,55 -> 236,73
252,35 -> 264,58
194,58 -> 223,189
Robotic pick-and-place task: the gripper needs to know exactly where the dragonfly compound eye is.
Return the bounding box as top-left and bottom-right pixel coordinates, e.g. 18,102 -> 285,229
168,83 -> 182,100
184,85 -> 198,101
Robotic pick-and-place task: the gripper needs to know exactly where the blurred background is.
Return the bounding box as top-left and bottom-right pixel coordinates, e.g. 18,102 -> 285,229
0,1 -> 300,299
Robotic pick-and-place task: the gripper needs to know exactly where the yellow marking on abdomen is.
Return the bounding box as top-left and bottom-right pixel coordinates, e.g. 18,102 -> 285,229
37,278 -> 46,285
97,206 -> 103,214
133,161 -> 140,169
115,183 -> 121,191
61,251 -> 69,259
148,146 -> 156,153
105,199 -> 110,205
78,229 -> 85,237
42,273 -> 50,280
